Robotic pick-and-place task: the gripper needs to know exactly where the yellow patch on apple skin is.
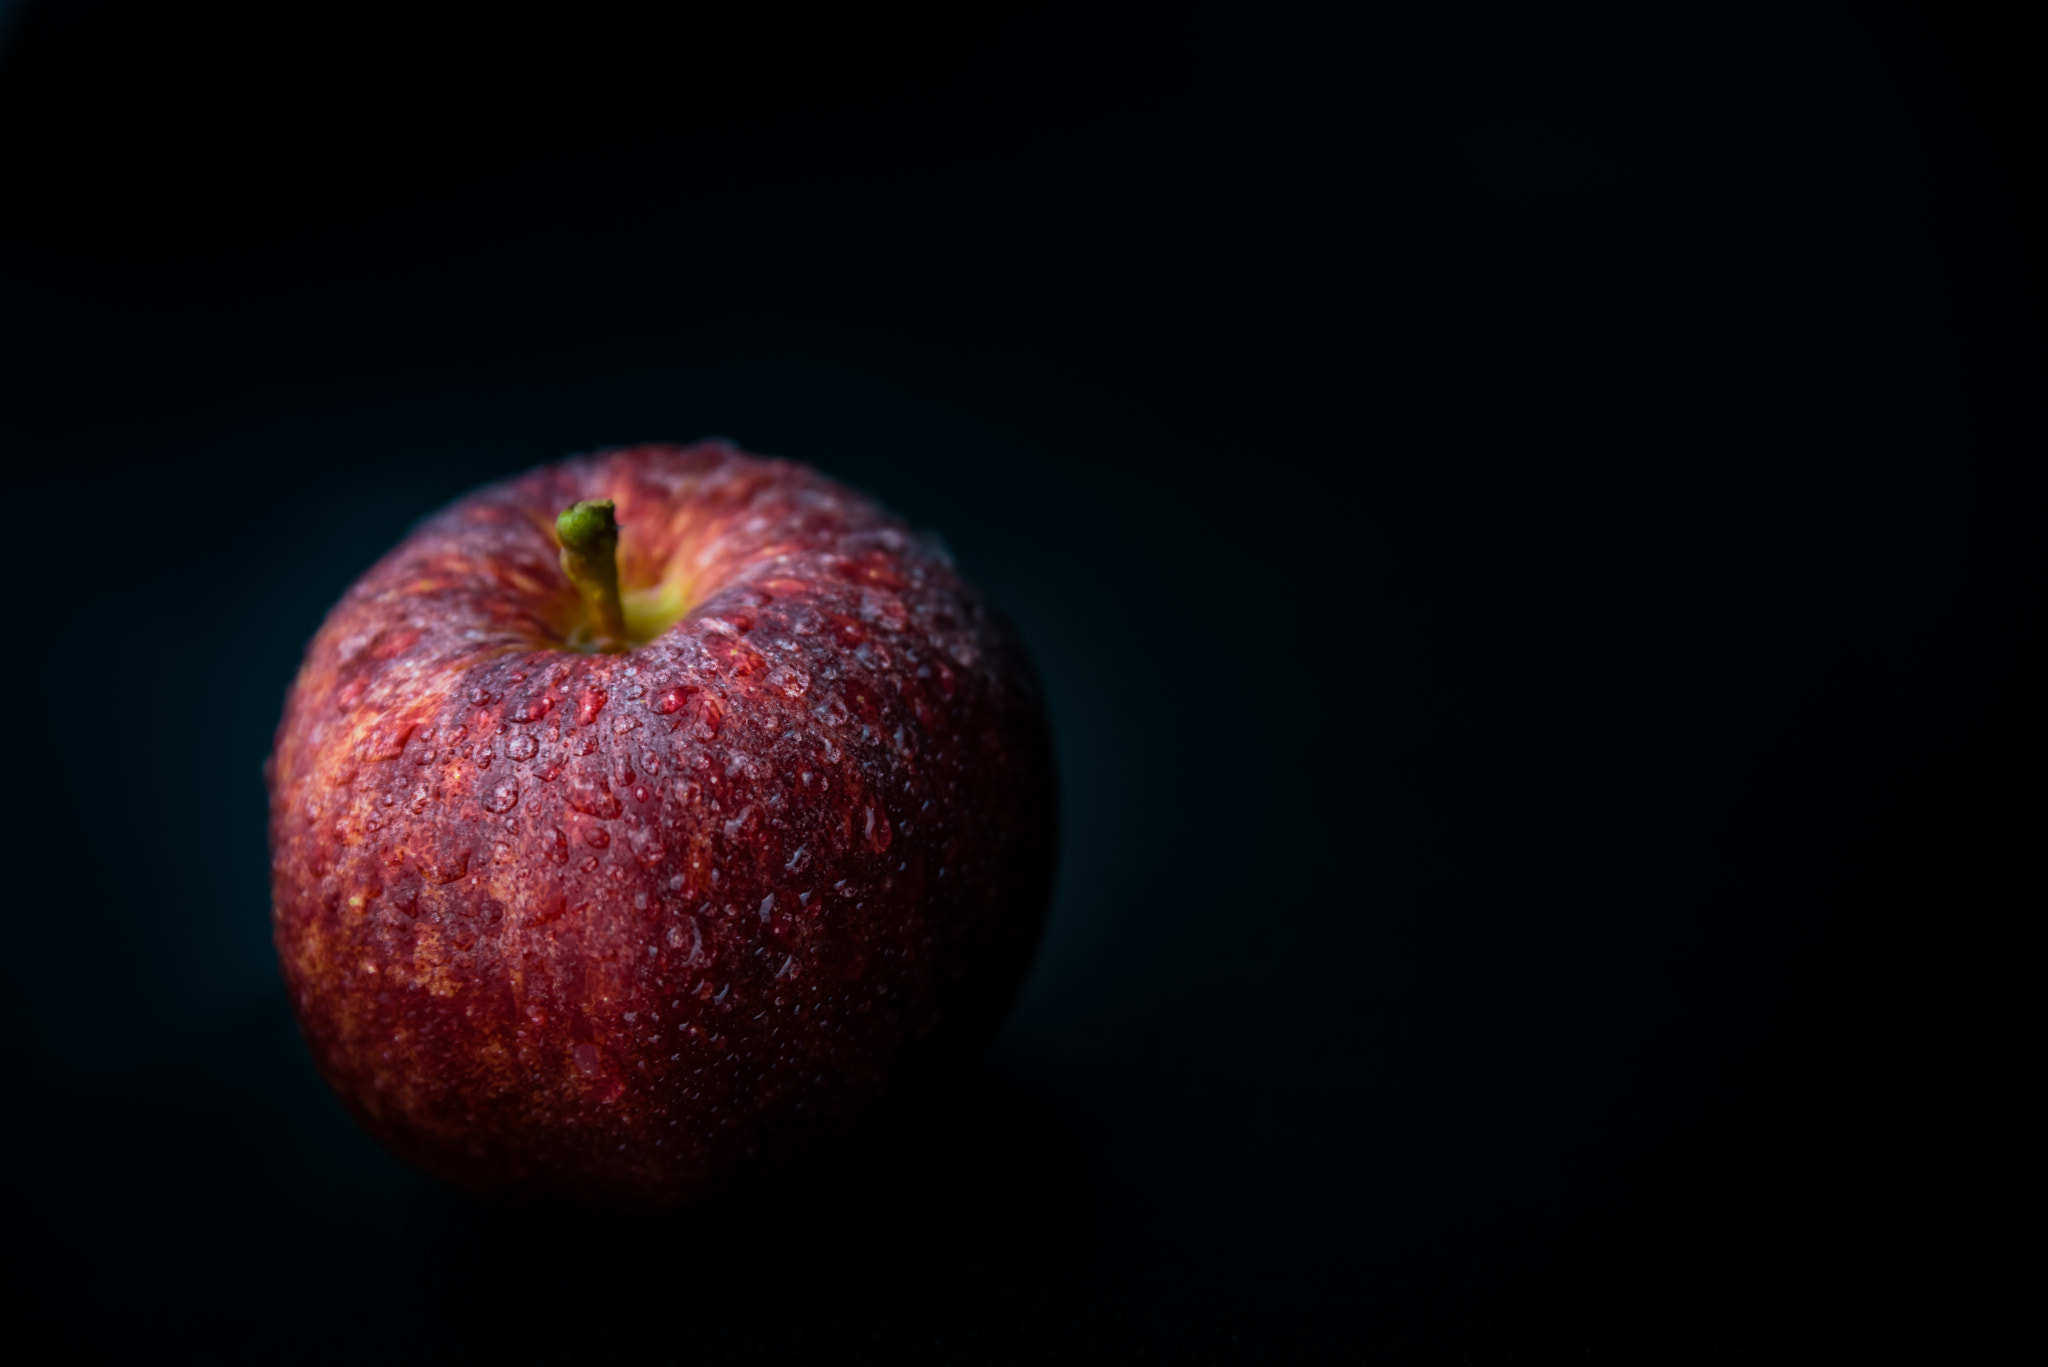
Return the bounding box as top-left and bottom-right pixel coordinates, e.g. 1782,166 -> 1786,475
621,579 -> 692,644
558,578 -> 694,653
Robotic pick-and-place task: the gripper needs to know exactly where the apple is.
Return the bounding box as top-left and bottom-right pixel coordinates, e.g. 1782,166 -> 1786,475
266,441 -> 1057,1208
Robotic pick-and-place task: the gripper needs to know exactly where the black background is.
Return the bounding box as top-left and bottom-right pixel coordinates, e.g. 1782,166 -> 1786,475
0,2 -> 2040,1361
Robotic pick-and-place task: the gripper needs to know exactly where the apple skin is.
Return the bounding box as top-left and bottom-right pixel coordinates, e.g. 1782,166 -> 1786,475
266,442 -> 1056,1209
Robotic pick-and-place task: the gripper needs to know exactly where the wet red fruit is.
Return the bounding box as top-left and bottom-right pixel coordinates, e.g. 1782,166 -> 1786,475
265,441 -> 1056,1208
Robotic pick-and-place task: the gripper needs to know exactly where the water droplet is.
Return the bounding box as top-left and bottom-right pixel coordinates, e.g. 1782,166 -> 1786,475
583,826 -> 610,849
565,769 -> 623,818
573,1043 -> 604,1077
667,915 -> 704,962
627,826 -> 665,866
483,782 -> 519,813
362,721 -> 417,762
766,664 -> 810,699
417,847 -> 471,884
859,587 -> 908,631
506,733 -> 538,761
784,845 -> 810,874
759,894 -> 775,922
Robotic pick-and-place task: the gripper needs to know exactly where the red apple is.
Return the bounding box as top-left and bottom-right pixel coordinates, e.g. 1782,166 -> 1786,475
266,441 -> 1057,1208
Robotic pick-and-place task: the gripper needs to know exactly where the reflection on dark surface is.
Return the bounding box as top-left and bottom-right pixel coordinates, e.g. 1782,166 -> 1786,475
1,1 -> 2039,1359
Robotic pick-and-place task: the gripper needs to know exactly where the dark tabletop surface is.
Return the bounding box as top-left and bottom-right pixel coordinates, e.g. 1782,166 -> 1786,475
1,2 -> 2040,1360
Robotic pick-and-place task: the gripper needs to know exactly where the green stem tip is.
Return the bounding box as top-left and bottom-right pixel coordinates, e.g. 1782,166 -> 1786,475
556,499 -> 626,646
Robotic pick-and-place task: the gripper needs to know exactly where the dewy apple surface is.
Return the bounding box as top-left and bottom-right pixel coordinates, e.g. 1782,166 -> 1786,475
265,440 -> 1057,1209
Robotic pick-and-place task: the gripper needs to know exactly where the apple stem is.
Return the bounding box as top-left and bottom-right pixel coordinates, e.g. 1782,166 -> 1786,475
556,500 -> 628,648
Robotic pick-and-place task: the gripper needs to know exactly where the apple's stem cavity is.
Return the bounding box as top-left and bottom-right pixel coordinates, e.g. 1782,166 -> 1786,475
557,500 -> 628,651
